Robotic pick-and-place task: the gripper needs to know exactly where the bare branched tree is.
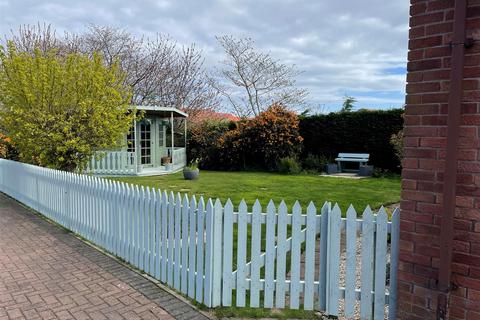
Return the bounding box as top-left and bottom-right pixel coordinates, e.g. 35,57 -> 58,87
3,24 -> 220,119
5,23 -> 81,55
215,35 -> 308,117
80,25 -> 220,118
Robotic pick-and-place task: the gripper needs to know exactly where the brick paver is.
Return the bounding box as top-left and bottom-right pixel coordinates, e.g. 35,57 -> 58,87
0,193 -> 209,320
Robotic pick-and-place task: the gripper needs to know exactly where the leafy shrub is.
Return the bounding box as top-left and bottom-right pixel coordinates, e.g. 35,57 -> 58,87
187,120 -> 232,169
390,129 -> 404,163
299,109 -> 404,171
0,46 -> 134,171
238,103 -> 303,169
372,168 -> 399,178
277,156 -> 301,174
188,103 -> 303,171
302,153 -> 330,172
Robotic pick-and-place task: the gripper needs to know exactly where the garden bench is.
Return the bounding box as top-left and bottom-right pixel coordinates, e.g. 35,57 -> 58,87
335,153 -> 370,172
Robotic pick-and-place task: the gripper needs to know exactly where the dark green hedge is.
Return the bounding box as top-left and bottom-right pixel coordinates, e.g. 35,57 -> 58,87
299,109 -> 404,171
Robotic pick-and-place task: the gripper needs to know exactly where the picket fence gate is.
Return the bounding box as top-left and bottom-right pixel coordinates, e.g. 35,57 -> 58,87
0,159 -> 400,319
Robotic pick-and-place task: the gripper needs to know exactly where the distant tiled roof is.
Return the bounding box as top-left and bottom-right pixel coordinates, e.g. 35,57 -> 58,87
193,110 -> 241,122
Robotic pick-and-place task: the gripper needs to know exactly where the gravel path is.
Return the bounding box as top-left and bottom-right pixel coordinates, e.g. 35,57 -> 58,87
288,222 -> 395,319
336,236 -> 391,319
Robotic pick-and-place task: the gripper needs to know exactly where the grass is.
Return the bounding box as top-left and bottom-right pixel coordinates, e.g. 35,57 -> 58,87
111,170 -> 400,211
110,170 -> 400,319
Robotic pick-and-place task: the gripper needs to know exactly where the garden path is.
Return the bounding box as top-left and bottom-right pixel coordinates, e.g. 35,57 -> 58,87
0,193 -> 209,320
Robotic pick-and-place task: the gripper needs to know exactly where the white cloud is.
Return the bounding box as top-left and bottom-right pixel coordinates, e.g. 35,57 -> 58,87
0,0 -> 410,111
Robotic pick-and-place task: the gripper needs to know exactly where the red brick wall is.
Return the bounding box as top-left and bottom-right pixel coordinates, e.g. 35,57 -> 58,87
400,0 -> 480,319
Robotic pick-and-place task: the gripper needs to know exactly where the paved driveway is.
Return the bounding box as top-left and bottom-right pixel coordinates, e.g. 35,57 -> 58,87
0,193 -> 209,320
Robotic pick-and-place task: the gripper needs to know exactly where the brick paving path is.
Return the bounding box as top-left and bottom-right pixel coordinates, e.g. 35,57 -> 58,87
0,193 -> 209,320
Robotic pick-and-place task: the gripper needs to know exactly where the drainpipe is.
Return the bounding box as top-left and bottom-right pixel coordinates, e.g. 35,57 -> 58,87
437,0 -> 467,318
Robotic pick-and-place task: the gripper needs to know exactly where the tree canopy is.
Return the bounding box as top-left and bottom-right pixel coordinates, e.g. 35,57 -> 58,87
6,24 -> 220,120
340,95 -> 356,113
0,42 -> 135,171
215,36 -> 308,117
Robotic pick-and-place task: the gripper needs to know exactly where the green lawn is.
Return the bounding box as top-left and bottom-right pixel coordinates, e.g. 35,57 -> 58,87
111,171 -> 400,211
111,171 -> 400,318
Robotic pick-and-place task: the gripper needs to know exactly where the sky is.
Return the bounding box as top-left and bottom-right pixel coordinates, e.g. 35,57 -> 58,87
0,0 -> 410,113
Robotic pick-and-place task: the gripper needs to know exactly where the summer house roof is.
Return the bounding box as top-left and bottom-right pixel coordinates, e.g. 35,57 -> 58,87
130,105 -> 188,118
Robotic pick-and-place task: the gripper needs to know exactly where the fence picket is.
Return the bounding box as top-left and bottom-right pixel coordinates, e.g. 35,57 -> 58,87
204,199 -> 214,307
360,206 -> 374,319
188,196 -> 197,299
211,199 -> 223,307
326,204 -> 341,316
105,179 -> 112,250
222,199 -> 234,306
0,159 -> 399,318
389,208 -> 401,320
196,197 -> 205,303
120,183 -> 127,260
155,189 -> 162,280
374,207 -> 388,319
161,191 -> 169,283
174,193 -> 182,290
142,186 -> 150,273
318,202 -> 330,311
181,194 -> 190,294
304,202 -> 317,310
345,205 -> 357,317
167,192 -> 175,286
149,188 -> 156,275
139,186 -> 146,271
290,201 -> 302,309
264,200 -> 276,308
102,179 -> 109,250
275,201 -> 288,308
134,185 -> 141,268
126,184 -> 134,264
236,200 -> 248,307
250,200 -> 262,308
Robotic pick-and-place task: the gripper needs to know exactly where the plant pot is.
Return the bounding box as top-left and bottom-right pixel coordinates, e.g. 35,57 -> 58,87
359,165 -> 374,176
161,156 -> 171,165
183,168 -> 199,180
325,163 -> 339,174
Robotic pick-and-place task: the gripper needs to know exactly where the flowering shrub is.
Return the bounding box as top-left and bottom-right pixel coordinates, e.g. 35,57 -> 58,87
189,103 -> 303,171
239,103 -> 303,169
0,133 -> 18,160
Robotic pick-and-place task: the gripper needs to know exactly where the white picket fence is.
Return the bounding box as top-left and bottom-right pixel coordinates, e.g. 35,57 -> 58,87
87,151 -> 137,175
0,159 -> 399,319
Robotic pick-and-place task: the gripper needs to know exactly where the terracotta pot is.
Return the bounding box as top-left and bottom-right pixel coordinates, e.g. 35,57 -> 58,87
161,156 -> 171,165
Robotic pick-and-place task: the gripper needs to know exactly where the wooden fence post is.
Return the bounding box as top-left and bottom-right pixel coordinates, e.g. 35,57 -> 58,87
318,201 -> 330,311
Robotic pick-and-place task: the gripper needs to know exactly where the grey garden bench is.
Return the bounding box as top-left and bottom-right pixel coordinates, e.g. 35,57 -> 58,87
335,153 -> 370,172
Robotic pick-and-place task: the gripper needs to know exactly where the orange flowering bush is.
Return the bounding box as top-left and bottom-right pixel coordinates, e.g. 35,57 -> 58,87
241,103 -> 303,169
207,104 -> 303,170
0,133 -> 18,160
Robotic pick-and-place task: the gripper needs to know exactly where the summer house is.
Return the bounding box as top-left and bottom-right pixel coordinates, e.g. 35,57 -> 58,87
87,106 -> 187,176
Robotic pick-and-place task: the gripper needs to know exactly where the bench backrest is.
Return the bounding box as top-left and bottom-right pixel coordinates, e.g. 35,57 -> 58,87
337,153 -> 370,159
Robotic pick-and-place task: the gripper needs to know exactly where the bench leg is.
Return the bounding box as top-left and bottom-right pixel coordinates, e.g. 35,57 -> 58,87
337,161 -> 342,173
